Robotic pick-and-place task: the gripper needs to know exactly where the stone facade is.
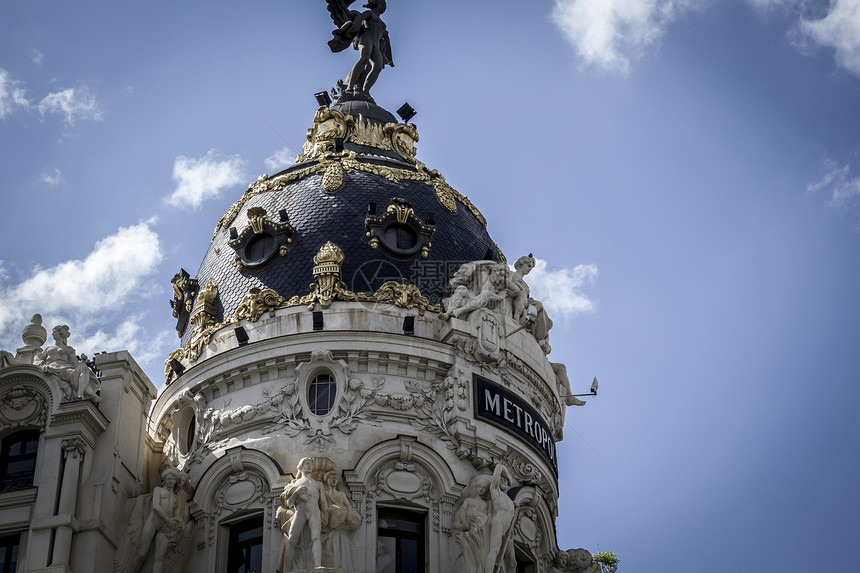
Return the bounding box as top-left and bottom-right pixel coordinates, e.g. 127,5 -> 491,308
0,318 -> 156,573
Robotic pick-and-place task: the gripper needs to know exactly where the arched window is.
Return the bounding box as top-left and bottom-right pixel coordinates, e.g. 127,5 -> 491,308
307,373 -> 336,416
376,508 -> 425,573
0,429 -> 39,492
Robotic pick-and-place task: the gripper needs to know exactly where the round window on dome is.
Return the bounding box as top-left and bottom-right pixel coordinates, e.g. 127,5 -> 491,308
382,223 -> 418,251
307,374 -> 337,416
245,233 -> 276,264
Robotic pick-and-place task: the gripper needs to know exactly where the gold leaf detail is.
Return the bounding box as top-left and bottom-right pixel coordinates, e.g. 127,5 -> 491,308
373,280 -> 441,316
349,117 -> 392,150
235,288 -> 286,323
322,161 -> 344,192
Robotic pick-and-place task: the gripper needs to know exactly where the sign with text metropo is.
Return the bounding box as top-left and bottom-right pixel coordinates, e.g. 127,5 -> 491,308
473,375 -> 558,476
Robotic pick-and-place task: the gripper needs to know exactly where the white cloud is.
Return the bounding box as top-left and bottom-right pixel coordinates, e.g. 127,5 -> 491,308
73,316 -> 173,367
31,49 -> 44,66
551,0 -> 696,73
165,149 -> 246,210
0,69 -> 30,119
801,0 -> 860,77
0,221 -> 163,337
265,147 -> 297,172
747,0 -> 796,9
38,86 -> 102,126
524,258 -> 599,321
38,168 -> 64,187
807,161 -> 860,224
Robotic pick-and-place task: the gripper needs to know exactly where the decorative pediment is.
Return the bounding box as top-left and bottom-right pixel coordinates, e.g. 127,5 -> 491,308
344,436 -> 463,534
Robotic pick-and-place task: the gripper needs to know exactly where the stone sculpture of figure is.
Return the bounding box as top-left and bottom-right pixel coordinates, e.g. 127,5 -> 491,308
507,254 -> 554,353
0,349 -> 16,368
321,470 -> 360,569
507,255 -> 536,323
137,468 -> 187,573
551,363 -> 586,407
550,550 -> 570,573
34,325 -> 100,402
326,0 -> 394,99
279,457 -> 328,571
486,465 -> 517,573
568,548 -> 596,573
456,476 -> 492,572
441,263 -> 507,322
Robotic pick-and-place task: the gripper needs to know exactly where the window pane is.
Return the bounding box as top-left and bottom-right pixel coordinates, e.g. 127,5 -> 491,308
377,509 -> 424,573
227,517 -> 263,573
376,536 -> 396,573
1,430 -> 39,492
308,374 -> 335,415
0,533 -> 20,573
401,538 -> 419,573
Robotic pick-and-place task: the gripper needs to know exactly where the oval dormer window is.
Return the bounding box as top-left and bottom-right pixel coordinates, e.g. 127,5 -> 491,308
307,373 -> 336,416
245,233 -> 275,263
382,223 -> 418,252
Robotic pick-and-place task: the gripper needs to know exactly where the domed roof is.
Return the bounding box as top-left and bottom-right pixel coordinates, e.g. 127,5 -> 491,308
177,101 -> 503,342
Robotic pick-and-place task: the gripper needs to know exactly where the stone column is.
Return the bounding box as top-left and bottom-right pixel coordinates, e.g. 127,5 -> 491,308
50,438 -> 87,567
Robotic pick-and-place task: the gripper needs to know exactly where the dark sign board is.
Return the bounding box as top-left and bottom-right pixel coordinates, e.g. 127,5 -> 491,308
473,374 -> 558,476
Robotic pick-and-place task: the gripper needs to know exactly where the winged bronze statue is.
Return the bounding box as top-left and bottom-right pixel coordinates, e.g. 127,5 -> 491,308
326,0 -> 394,101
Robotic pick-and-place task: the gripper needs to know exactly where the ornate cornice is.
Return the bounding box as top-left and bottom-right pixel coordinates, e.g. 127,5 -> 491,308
49,399 -> 108,438
163,246 -> 443,381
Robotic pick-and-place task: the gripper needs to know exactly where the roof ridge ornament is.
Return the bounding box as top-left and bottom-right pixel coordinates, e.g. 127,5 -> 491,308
326,0 -> 393,104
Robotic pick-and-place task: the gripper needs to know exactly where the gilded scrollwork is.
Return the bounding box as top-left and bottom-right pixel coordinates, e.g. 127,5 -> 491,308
296,107 -> 356,163
322,160 -> 344,192
373,280 -> 441,315
246,207 -> 269,234
286,242 -> 364,310
164,348 -> 186,384
170,269 -> 198,337
495,243 -> 507,264
213,151 -> 487,243
384,122 -> 420,163
348,116 -> 392,150
235,288 -> 287,323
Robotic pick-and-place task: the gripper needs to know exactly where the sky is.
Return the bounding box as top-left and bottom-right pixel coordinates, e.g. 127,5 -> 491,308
2,0 -> 860,570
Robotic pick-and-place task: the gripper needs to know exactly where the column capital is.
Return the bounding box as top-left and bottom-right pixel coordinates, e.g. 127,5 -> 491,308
61,437 -> 87,459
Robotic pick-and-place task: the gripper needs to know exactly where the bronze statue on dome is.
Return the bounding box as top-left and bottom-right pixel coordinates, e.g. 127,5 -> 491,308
326,0 -> 394,102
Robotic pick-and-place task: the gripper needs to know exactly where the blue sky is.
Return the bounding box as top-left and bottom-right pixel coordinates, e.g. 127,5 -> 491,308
2,1 -> 860,570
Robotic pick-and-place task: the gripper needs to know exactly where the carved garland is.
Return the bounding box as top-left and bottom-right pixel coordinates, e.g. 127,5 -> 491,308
404,375 -> 460,450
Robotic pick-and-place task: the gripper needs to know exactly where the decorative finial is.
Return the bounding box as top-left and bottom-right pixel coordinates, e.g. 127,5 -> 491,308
326,0 -> 394,103
22,314 -> 48,348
